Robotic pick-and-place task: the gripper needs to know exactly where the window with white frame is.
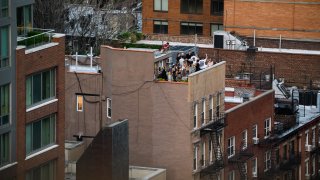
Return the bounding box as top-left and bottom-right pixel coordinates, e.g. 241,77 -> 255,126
306,131 -> 309,145
76,95 -> 83,112
312,128 -> 316,147
201,99 -> 205,125
201,142 -> 205,166
193,145 -> 197,170
227,136 -> 235,158
26,114 -> 56,155
193,103 -> 197,129
107,98 -> 111,118
242,129 -> 248,150
154,0 -> 168,11
228,170 -> 235,180
209,95 -> 213,121
305,159 -> 309,176
264,150 -> 271,171
264,118 -> 271,138
252,157 -> 257,177
0,132 -> 9,167
209,139 -> 213,162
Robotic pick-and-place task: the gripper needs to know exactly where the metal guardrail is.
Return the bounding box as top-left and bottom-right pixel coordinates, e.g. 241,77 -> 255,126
17,27 -> 54,49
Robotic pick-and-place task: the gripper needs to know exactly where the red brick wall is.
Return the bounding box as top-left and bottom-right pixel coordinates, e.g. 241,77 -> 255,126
142,0 -> 223,36
224,0 -> 320,40
15,36 -> 65,180
199,48 -> 320,89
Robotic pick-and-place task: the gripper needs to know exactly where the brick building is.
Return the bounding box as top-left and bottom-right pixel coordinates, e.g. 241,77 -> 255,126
0,0 -> 65,179
142,0 -> 320,42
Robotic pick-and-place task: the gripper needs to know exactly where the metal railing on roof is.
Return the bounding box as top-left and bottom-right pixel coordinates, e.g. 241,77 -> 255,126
17,27 -> 54,49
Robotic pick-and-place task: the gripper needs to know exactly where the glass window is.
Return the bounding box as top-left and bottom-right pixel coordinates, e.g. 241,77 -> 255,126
26,69 -> 56,107
264,118 -> 271,138
228,170 -> 235,180
264,150 -> 271,170
154,0 -> 168,11
210,24 -> 224,36
180,22 -> 203,35
0,0 -> 9,18
193,145 -> 197,170
77,95 -> 83,112
201,142 -> 205,166
252,157 -> 257,176
0,26 -> 9,68
305,159 -> 309,176
242,130 -> 247,150
153,20 -> 168,34
181,0 -> 203,14
17,5 -> 32,36
26,160 -> 56,180
201,99 -> 205,125
107,98 -> 112,118
227,136 -> 235,158
26,114 -> 56,155
211,0 -> 224,15
209,95 -> 213,121
209,139 -> 212,162
0,84 -> 9,127
0,132 -> 10,166
193,103 -> 197,128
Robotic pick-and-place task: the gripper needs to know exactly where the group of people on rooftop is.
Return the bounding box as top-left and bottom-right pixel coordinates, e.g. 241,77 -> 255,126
157,50 -> 216,82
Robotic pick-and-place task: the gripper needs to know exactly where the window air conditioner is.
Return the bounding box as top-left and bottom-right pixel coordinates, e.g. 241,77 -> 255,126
253,137 -> 259,145
252,172 -> 258,178
305,145 -> 312,152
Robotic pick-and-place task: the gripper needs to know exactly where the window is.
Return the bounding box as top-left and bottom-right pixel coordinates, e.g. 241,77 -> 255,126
0,26 -> 9,68
306,131 -> 309,145
154,0 -> 168,11
264,118 -> 271,138
305,159 -> 309,176
193,145 -> 197,170
26,114 -> 56,155
210,24 -> 223,36
0,132 -> 9,166
26,69 -> 56,107
283,144 -> 287,161
312,156 -> 315,175
0,84 -> 9,127
242,130 -> 247,150
264,150 -> 271,171
216,92 -> 221,117
26,160 -> 56,180
193,103 -> 197,129
181,0 -> 203,14
0,0 -> 9,18
209,95 -> 213,121
153,20 -> 168,34
211,0 -> 224,15
17,5 -> 32,35
201,142 -> 205,166
107,98 -> 112,118
227,136 -> 235,158
312,128 -> 315,147
76,95 -> 83,112
252,124 -> 257,140
275,148 -> 280,164
228,170 -> 235,180
201,99 -> 205,125
180,22 -> 203,35
209,139 -> 213,162
252,157 -> 257,177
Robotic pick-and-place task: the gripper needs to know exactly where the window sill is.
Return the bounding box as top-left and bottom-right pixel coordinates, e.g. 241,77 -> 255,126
0,162 -> 18,172
26,98 -> 58,112
25,144 -> 59,160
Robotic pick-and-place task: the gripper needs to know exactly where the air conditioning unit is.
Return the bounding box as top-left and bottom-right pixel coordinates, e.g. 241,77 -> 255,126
252,172 -> 258,178
253,137 -> 259,145
305,145 -> 312,152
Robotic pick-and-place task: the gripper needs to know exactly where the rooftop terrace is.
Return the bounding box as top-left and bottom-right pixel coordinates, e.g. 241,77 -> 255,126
17,27 -> 55,50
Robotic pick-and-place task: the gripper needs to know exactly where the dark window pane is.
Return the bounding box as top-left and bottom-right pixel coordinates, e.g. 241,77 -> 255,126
32,121 -> 42,150
42,117 -> 50,146
32,73 -> 42,104
42,71 -> 51,100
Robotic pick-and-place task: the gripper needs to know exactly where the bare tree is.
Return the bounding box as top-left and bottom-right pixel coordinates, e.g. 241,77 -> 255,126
64,0 -> 139,54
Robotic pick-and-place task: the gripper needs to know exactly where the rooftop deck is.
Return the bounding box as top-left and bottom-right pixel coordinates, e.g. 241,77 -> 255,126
17,27 -> 54,49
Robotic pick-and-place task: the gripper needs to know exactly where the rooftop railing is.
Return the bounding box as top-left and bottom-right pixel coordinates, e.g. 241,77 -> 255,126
17,27 -> 54,49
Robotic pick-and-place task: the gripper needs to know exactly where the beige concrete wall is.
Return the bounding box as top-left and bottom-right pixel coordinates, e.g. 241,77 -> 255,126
65,72 -> 102,144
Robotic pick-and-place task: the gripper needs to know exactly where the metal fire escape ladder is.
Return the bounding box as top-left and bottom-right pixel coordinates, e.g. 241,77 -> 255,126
212,131 -> 224,168
237,162 -> 247,180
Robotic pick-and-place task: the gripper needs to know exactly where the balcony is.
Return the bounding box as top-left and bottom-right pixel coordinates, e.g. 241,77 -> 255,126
200,113 -> 225,136
17,27 -> 54,49
199,159 -> 224,177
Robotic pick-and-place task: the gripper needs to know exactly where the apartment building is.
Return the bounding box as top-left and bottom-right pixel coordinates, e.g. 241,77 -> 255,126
100,46 -> 226,180
142,0 -> 320,42
0,0 -> 65,179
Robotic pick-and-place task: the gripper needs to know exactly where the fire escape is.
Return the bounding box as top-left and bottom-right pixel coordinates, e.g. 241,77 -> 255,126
228,142 -> 254,180
199,112 -> 226,178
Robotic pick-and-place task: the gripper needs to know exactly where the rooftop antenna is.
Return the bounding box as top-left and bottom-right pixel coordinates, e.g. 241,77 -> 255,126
87,47 -> 93,69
